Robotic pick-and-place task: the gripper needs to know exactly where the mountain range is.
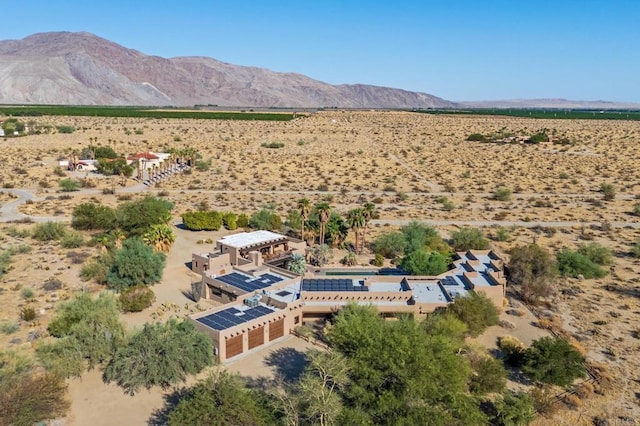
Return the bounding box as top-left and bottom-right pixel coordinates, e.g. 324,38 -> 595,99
0,32 -> 637,109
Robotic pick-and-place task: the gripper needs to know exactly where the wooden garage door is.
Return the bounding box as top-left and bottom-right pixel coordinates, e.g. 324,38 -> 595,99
248,327 -> 264,350
269,318 -> 284,341
226,335 -> 243,359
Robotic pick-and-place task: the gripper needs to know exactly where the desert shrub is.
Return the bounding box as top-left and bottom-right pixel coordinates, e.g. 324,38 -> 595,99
466,133 -> 485,141
401,249 -> 449,275
106,237 -> 166,291
165,370 -> 274,426
373,231 -> 407,260
632,241 -> 640,258
575,381 -> 595,399
20,287 -> 35,300
469,354 -> 507,395
600,182 -> 615,201
401,221 -> 450,255
523,337 -> 585,387
58,178 -> 81,192
0,320 -> 19,334
493,226 -> 511,242
79,253 -> 113,284
104,319 -> 213,395
0,372 -> 69,426
32,221 -> 67,241
309,244 -> 332,267
260,141 -> 284,149
47,293 -> 125,368
530,384 -> 560,415
632,203 -> 640,216
249,208 -> 281,231
222,212 -> 237,230
508,244 -> 557,303
119,285 -> 156,312
528,132 -> 549,143
563,393 -> 582,409
195,159 -> 211,171
20,307 -> 37,322
372,253 -> 384,267
72,203 -> 117,231
53,166 -> 66,177
36,337 -> 85,378
498,335 -> 526,366
491,391 -> 536,426
341,251 -> 357,266
576,242 -> 613,266
447,292 -> 499,337
61,231 -> 85,248
116,196 -> 173,236
450,227 -> 490,251
493,187 -> 513,201
56,125 -> 75,133
237,213 -> 249,228
556,249 -> 607,279
181,210 -> 223,231
285,253 -> 306,274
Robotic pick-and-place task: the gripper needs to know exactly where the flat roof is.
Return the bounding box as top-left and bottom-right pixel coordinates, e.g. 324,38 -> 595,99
215,271 -> 285,293
218,231 -> 287,249
195,303 -> 276,331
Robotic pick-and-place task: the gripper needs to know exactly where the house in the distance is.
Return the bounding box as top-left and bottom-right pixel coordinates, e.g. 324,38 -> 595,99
189,231 -> 506,362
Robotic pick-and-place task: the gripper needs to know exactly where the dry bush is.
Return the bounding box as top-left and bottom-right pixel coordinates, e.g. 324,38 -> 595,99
563,393 -> 582,409
498,335 -> 526,366
575,381 -> 595,399
566,337 -> 588,357
530,384 -> 560,416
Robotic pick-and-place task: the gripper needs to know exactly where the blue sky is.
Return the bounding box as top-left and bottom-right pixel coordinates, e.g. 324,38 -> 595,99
2,1 -> 639,102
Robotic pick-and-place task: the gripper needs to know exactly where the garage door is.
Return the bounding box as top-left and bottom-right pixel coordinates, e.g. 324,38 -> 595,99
248,327 -> 264,350
226,335 -> 243,359
269,318 -> 284,341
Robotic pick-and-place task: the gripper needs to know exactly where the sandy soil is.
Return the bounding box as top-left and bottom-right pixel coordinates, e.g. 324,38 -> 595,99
2,111 -> 640,424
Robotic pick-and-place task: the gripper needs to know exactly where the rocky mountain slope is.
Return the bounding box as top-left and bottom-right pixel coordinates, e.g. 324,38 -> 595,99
0,32 -> 455,108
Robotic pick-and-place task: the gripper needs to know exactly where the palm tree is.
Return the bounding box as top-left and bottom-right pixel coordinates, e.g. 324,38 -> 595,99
362,202 -> 377,252
346,208 -> 365,254
315,202 -> 332,245
326,212 -> 349,248
142,224 -> 176,253
297,198 -> 311,241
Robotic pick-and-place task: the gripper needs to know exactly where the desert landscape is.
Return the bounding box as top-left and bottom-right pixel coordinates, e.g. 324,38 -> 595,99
1,110 -> 640,425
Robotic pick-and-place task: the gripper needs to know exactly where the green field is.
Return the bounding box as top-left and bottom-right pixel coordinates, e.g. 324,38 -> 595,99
415,108 -> 640,121
0,105 -> 296,121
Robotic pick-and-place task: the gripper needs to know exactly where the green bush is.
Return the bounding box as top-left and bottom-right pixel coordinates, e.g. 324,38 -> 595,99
401,249 -> 449,275
373,231 -> 407,259
58,178 -> 81,192
0,321 -> 19,335
72,203 -> 117,231
119,285 -> 156,312
79,253 -> 113,284
36,337 -> 85,378
181,210 -> 223,231
600,182 -> 615,201
466,133 -> 485,141
493,227 -> 511,242
576,242 -> 613,266
491,392 -> 536,426
237,213 -> 249,228
372,253 -> 385,267
104,319 -> 213,395
107,238 -> 166,291
195,159 -> 211,171
20,287 -> 34,300
260,142 -> 285,149
493,187 -> 513,201
61,231 -> 85,248
523,337 -> 585,387
341,251 -> 357,266
508,244 -> 557,303
498,335 -> 527,366
450,227 -> 489,251
222,212 -> 237,230
556,249 -> 607,279
20,307 -> 37,322
632,203 -> 640,217
56,125 -> 75,133
32,222 -> 67,241
116,196 -> 173,236
468,354 -> 507,394
249,208 -> 281,231
446,292 -> 499,337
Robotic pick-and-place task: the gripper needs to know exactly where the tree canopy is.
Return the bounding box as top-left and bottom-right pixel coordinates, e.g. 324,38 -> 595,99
523,337 -> 585,387
508,244 -> 557,303
106,237 -> 166,291
116,196 -> 173,236
104,319 -> 213,395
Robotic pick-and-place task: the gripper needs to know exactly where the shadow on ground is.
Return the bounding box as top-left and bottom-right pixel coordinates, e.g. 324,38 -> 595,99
147,387 -> 189,425
263,347 -> 309,383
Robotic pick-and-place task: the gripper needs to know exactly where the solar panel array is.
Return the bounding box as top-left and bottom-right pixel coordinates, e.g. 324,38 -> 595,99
216,272 -> 284,292
301,279 -> 369,292
196,305 -> 275,331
